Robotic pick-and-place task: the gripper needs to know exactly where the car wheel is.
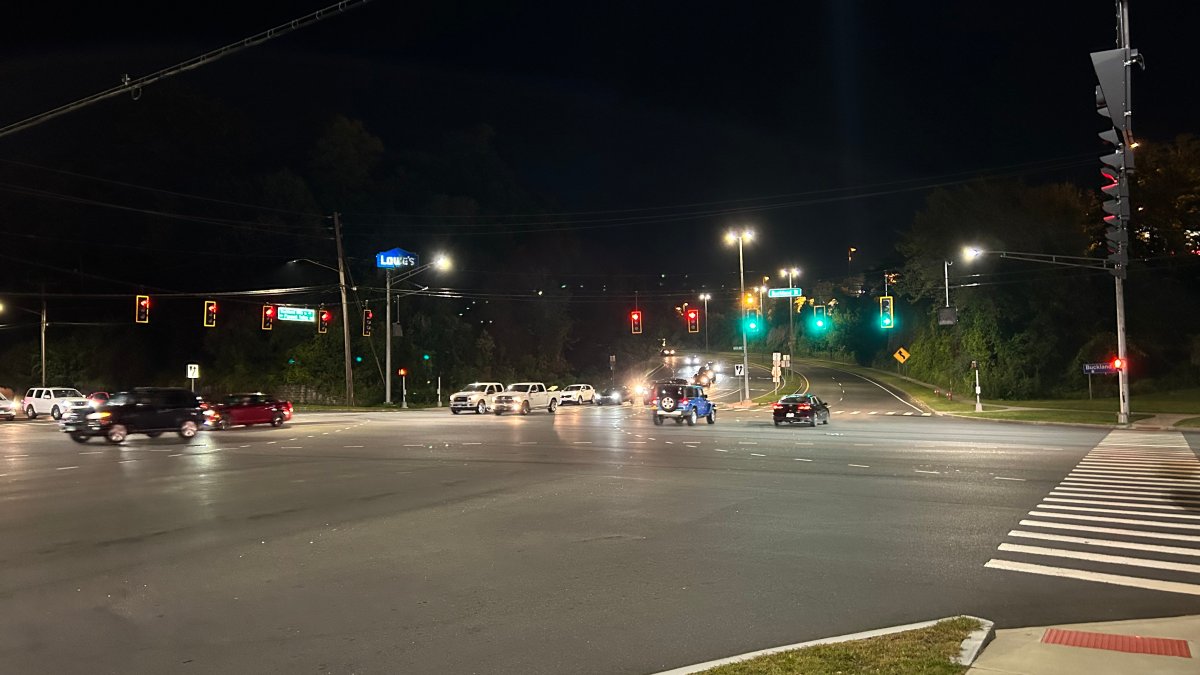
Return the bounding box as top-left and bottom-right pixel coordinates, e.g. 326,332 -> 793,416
590,396 -> 596,405
106,424 -> 128,444
25,406 -> 37,419
51,406 -> 61,420
494,410 -> 503,416
69,432 -> 89,444
707,410 -> 716,425
548,399 -> 557,414
178,420 -> 199,438
653,414 -> 663,426
774,419 -> 781,427
146,431 -> 163,438
686,410 -> 697,426
477,401 -> 487,415
520,401 -> 530,416
451,408 -> 460,415
271,415 -> 284,428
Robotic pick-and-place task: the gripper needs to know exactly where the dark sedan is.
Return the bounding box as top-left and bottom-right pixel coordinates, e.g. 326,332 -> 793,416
597,386 -> 631,405
772,394 -> 830,427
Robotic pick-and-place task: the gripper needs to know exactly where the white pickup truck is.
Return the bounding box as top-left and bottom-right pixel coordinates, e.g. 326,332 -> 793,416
449,382 -> 504,415
492,382 -> 560,416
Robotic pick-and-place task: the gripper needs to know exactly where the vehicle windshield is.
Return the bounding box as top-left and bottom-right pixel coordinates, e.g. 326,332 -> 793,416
53,389 -> 83,398
461,384 -> 490,392
108,392 -> 134,406
781,395 -> 811,404
506,384 -> 531,392
565,385 -> 583,391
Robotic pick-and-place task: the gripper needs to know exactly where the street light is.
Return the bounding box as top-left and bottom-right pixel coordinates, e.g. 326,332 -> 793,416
382,254 -> 452,405
779,267 -> 800,350
725,228 -> 754,402
699,293 -> 711,353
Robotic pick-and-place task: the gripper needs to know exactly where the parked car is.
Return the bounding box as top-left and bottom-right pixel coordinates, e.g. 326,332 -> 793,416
559,384 -> 597,405
651,382 -> 716,426
22,387 -> 91,420
450,382 -> 504,414
493,382 -> 560,415
61,387 -> 205,443
597,386 -> 631,405
214,393 -> 293,429
772,394 -> 831,427
0,392 -> 16,421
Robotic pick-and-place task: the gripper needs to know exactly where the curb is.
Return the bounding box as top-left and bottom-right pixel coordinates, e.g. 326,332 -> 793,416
937,412 -> 1183,431
651,615 -> 993,674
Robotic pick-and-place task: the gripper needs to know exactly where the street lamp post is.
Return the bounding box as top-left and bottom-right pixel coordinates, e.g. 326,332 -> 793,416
944,260 -> 952,308
381,256 -> 450,405
780,267 -> 799,352
699,293 -> 711,353
725,229 -> 753,402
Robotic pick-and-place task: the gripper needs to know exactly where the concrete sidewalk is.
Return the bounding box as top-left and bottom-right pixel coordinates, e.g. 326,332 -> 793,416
968,615 -> 1198,674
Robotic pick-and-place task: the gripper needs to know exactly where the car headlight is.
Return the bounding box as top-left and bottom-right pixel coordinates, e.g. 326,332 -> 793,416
86,411 -> 110,420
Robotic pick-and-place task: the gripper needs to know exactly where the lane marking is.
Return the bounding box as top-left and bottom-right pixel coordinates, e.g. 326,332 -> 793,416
984,559 -> 1200,596
1018,519 -> 1200,543
848,464 -> 870,468
915,470 -> 940,475
519,442 -> 538,445
168,453 -> 182,457
403,444 -> 424,447
281,446 -> 303,449
794,458 -> 812,462
55,466 -> 78,470
738,441 -> 758,445
343,445 -> 364,448
1038,503 -> 1200,520
463,442 -> 482,445
1010,530 -> 1200,557
994,477 -> 1026,481
794,442 -> 813,446
853,443 -> 874,447
714,449 -> 728,453
750,453 -> 766,457
78,451 -> 103,455
628,441 -> 645,444
999,543 -> 1200,574
574,441 -> 593,445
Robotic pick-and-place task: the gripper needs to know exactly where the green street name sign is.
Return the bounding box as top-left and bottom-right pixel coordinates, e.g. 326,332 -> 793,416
277,306 -> 316,323
767,287 -> 804,298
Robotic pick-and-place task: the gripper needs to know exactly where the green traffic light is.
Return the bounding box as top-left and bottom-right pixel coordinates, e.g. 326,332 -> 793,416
422,354 -> 430,361
288,358 -> 296,365
355,356 -> 363,363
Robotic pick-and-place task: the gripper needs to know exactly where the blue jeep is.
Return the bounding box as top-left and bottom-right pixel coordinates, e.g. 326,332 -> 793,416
652,382 -> 716,426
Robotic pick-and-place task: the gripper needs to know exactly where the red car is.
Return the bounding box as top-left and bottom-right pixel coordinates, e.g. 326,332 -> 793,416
214,393 -> 292,429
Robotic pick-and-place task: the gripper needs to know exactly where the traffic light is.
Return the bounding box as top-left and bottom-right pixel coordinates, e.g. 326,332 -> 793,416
686,308 -> 699,333
422,353 -> 430,361
203,300 -> 218,328
630,310 -> 643,335
1092,45 -> 1137,279
1112,357 -> 1125,371
355,355 -> 363,363
362,308 -> 373,337
398,368 -> 408,376
814,304 -> 827,330
744,310 -> 761,334
318,308 -> 331,334
261,304 -> 275,331
135,295 -> 150,324
879,296 -> 895,329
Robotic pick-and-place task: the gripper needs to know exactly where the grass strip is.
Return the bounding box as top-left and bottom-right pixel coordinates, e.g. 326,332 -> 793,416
964,410 -> 1152,424
698,616 -> 980,675
1174,416 -> 1200,428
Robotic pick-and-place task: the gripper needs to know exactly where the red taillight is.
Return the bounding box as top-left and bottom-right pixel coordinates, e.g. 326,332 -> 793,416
772,404 -> 784,410
651,398 -> 658,405
797,404 -> 811,410
679,398 -> 689,405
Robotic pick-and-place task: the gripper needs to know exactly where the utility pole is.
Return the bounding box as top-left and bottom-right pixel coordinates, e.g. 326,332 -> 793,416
40,300 -> 47,388
333,212 -> 354,406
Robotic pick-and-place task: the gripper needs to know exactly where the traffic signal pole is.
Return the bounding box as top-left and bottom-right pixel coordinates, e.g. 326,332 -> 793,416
333,212 -> 354,406
1113,0 -> 1132,426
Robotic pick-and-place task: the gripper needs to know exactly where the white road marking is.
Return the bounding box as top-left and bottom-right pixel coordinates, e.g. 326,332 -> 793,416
78,451 -> 103,455
868,411 -> 878,415
903,412 -> 914,416
6,455 -> 29,459
118,459 -> 137,464
994,477 -> 1025,481
1048,494 -> 1200,508
1054,486 -> 1200,503
343,445 -> 364,448
853,443 -> 873,447
885,411 -> 897,415
403,444 -> 423,447
281,446 -> 303,449
463,442 -> 482,445
922,413 -> 933,416
750,453 -> 766,457
915,470 -> 940,475
738,441 -> 758,445
519,442 -> 537,445
574,441 -> 593,444
1028,510 -> 1200,531
628,441 -> 646,444
266,441 -> 277,445
984,559 -> 1200,596
55,466 -> 78,470
1019,519 -> 1200,543
848,464 -> 869,468
999,543 -> 1200,574
1010,529 -> 1200,557
168,453 -> 182,457
1038,503 -> 1200,520
714,449 -> 728,453
849,411 -> 861,415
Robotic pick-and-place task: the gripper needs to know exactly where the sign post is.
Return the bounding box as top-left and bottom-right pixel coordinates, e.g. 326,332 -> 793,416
972,360 -> 983,412
186,363 -> 200,392
377,247 -> 421,406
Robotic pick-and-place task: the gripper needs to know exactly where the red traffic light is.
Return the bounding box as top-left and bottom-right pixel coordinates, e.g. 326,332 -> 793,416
687,310 -> 697,319
366,310 -> 373,319
1112,357 -> 1124,371
139,297 -> 150,308
265,306 -> 275,317
398,368 -> 408,376
631,311 -> 640,319
320,310 -> 331,321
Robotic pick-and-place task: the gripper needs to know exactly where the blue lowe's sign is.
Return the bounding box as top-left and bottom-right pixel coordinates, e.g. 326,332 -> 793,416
376,248 -> 419,269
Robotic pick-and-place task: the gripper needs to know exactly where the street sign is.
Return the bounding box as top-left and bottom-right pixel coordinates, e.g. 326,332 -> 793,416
937,307 -> 958,326
186,363 -> 200,379
1083,362 -> 1117,375
783,354 -> 791,367
375,247 -> 419,269
733,345 -> 743,351
276,306 -> 316,323
768,287 -> 804,298
772,351 -> 781,365
893,347 -> 910,364
734,364 -> 745,377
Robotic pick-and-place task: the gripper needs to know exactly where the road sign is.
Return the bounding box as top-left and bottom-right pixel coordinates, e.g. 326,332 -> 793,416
768,287 -> 804,298
734,364 -> 745,377
1083,362 -> 1117,375
277,306 -> 316,323
783,354 -> 791,367
937,307 -> 958,326
733,345 -> 743,351
186,363 -> 200,379
893,347 -> 910,364
772,351 -> 781,365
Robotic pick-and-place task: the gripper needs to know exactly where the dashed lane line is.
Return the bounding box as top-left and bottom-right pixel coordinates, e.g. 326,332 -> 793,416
55,466 -> 78,470
915,470 -> 941,475
794,458 -> 812,462
343,445 -> 364,448
995,477 -> 1026,482
848,464 -> 870,468
750,453 -> 766,457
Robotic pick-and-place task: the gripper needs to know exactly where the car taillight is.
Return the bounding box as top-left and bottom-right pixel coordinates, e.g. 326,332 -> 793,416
679,398 -> 689,405
798,404 -> 811,410
772,404 -> 784,410
651,398 -> 658,405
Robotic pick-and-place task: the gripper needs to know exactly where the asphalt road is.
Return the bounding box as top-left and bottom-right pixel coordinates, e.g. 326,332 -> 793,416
0,358 -> 1197,674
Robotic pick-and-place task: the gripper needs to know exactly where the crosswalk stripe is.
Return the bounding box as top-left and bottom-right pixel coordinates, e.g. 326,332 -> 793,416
1027,510 -> 1200,530
1044,497 -> 1197,512
1038,503 -> 1200,520
1061,478 -> 1200,492
998,543 -> 1200,575
1010,529 -> 1200,557
984,559 -> 1200,596
1019,519 -> 1200,542
1053,486 -> 1200,503
1067,473 -> 1200,485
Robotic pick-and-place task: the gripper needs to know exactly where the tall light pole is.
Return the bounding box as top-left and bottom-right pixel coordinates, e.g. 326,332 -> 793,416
383,256 -> 451,405
780,267 -> 799,351
943,260 -> 953,308
725,229 -> 753,402
699,293 -> 711,353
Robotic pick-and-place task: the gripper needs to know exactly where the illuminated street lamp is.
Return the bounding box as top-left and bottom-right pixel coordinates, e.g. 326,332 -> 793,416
725,228 -> 754,402
699,293 -> 711,353
779,267 -> 800,349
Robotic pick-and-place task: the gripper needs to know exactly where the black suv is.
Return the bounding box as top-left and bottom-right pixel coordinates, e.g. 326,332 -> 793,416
61,387 -> 205,444
651,382 -> 716,426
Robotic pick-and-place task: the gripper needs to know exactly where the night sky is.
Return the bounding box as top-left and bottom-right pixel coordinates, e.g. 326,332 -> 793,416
2,0 -> 1197,289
